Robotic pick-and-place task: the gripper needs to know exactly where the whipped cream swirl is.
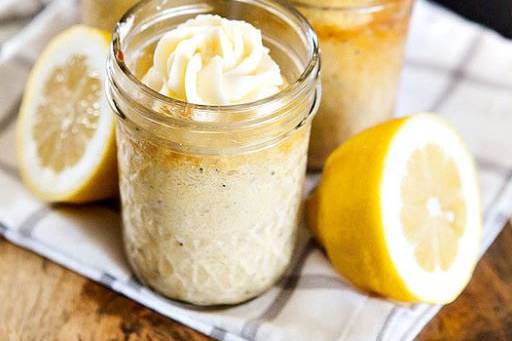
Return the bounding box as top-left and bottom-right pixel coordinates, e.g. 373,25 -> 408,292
142,14 -> 286,105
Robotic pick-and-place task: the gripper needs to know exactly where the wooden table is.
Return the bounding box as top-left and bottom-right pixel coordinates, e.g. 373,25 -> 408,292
1,224 -> 511,341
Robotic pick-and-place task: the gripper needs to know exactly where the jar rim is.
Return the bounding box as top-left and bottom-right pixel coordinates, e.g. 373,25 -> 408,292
110,0 -> 320,119
291,0 -> 405,13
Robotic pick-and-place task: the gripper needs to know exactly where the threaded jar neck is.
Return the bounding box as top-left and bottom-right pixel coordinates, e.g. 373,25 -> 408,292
106,0 -> 320,155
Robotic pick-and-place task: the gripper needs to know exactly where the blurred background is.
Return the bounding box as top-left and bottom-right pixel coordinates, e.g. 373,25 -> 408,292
433,0 -> 512,38
1,1 -> 511,38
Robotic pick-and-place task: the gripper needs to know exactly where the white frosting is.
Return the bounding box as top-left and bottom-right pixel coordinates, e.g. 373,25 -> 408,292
142,14 -> 286,105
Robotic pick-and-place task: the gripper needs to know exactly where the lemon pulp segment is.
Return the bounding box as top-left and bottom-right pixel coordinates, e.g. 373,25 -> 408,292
34,54 -> 102,172
401,144 -> 466,272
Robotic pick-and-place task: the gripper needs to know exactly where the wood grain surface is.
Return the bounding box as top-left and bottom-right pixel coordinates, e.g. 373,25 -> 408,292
0,239 -> 209,341
0,223 -> 511,341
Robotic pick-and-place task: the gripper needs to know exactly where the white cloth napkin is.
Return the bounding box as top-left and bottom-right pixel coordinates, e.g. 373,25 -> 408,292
1,1 -> 512,340
0,0 -> 50,20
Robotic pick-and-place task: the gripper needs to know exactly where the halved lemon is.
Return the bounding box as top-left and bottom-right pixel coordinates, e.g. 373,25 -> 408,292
17,25 -> 117,203
307,113 -> 481,303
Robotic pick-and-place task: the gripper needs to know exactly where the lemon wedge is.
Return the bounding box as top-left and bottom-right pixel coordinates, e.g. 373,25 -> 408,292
307,113 -> 481,303
17,25 -> 117,203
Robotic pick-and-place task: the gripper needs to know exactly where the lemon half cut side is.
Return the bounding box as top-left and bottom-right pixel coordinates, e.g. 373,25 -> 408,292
380,114 -> 481,303
17,25 -> 117,203
310,113 -> 481,303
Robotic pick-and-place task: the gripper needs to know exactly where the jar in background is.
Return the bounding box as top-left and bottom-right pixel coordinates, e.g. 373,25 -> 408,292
107,0 -> 320,305
294,0 -> 413,169
81,0 -> 140,30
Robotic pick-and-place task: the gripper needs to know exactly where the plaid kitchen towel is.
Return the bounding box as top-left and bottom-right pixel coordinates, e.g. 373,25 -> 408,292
1,1 -> 512,340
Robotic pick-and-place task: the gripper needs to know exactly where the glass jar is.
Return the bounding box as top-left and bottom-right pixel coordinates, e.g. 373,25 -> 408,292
106,0 -> 320,305
293,0 -> 413,169
81,0 -> 140,30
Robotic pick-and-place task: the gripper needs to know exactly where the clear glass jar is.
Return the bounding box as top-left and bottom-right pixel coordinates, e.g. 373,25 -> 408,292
106,0 -> 320,305
293,0 -> 413,169
81,0 -> 140,30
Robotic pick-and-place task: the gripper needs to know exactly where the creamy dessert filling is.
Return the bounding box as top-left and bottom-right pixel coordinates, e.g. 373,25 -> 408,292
142,14 -> 286,105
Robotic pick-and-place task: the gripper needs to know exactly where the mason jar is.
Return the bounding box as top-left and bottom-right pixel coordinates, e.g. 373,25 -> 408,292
106,0 -> 320,305
293,0 -> 413,169
81,0 -> 140,30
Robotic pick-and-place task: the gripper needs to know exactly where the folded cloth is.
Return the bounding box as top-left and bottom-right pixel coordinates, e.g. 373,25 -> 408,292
0,0 -> 51,21
1,1 -> 512,340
